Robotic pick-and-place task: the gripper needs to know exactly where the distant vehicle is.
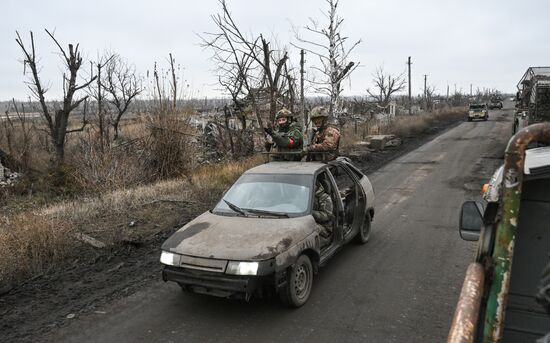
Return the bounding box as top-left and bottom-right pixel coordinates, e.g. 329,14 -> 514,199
160,157 -> 375,307
448,123 -> 550,342
468,103 -> 488,121
514,66 -> 550,133
488,97 -> 503,110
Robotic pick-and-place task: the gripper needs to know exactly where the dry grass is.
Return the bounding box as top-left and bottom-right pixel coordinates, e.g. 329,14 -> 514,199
0,154 -> 262,288
381,107 -> 466,137
340,107 -> 466,149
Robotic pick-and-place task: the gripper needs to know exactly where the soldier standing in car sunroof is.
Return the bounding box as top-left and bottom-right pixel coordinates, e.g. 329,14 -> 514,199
304,106 -> 340,161
264,108 -> 303,161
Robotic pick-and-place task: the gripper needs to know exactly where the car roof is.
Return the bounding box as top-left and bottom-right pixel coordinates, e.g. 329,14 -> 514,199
244,162 -> 327,175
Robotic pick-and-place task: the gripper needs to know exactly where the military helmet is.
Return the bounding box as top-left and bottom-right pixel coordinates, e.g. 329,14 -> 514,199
310,106 -> 329,119
275,108 -> 293,120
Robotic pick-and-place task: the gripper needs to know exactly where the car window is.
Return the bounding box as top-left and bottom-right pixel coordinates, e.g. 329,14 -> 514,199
345,163 -> 364,180
329,165 -> 355,192
213,173 -> 312,216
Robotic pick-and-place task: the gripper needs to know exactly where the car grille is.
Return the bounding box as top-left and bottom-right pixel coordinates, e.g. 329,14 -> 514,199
180,255 -> 228,273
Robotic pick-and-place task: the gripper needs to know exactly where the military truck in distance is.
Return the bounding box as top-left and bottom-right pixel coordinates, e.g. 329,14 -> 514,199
488,97 -> 503,110
514,67 -> 550,133
447,123 -> 550,342
468,103 -> 488,121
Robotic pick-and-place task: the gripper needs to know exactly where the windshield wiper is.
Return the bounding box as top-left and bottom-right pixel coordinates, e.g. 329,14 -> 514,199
223,199 -> 248,216
241,207 -> 289,218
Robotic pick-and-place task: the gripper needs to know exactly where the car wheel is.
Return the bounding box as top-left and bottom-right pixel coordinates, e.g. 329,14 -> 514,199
279,254 -> 313,308
355,212 -> 372,244
467,118 -> 472,122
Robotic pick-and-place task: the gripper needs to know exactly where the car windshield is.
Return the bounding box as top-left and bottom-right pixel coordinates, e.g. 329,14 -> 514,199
469,104 -> 484,110
213,173 -> 312,216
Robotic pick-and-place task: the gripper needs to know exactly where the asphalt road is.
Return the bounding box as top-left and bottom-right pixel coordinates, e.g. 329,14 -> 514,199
48,107 -> 513,343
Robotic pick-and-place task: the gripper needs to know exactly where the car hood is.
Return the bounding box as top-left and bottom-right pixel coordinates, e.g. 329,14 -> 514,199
161,211 -> 316,260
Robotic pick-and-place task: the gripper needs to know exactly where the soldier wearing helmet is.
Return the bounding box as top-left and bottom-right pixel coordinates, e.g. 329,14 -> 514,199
264,108 -> 303,160
304,106 -> 340,161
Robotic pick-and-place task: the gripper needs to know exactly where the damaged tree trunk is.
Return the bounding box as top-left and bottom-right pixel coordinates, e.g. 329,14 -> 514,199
15,30 -> 96,170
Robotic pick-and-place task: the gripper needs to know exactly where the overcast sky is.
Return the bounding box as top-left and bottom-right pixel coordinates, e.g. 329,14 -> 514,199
2,0 -> 549,101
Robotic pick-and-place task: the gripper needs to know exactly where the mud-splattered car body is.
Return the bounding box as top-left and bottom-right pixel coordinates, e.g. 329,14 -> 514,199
160,157 -> 375,306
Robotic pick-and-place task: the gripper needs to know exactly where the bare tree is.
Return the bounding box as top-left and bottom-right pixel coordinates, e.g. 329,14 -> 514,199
103,53 -> 141,140
425,85 -> 437,111
15,30 -> 96,169
200,0 -> 292,126
87,53 -> 115,152
366,66 -> 406,109
294,0 -> 361,118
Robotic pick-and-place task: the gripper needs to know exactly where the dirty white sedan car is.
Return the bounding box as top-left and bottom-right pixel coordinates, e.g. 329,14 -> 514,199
160,157 -> 375,307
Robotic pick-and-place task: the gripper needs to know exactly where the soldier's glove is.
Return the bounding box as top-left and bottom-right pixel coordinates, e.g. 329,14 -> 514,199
264,127 -> 273,136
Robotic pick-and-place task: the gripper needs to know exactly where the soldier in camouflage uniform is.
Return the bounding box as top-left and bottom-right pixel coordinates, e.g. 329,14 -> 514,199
264,108 -> 303,161
304,106 -> 340,161
312,180 -> 334,247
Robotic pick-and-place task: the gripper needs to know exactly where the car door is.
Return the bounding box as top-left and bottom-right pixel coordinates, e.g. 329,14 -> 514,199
314,168 -> 344,247
327,161 -> 367,241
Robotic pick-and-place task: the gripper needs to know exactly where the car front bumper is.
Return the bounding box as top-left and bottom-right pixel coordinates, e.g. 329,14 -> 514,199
469,113 -> 487,119
163,266 -> 284,300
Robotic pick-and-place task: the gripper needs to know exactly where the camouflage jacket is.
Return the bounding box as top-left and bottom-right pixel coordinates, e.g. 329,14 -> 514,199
309,125 -> 340,160
312,185 -> 333,225
265,122 -> 303,160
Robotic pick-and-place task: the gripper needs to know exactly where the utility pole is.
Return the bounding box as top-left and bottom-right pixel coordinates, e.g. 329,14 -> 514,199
407,56 -> 412,115
470,84 -> 473,97
446,84 -> 449,100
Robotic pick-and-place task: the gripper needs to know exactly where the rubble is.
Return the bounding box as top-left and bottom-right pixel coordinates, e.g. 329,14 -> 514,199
0,161 -> 21,187
368,134 -> 398,150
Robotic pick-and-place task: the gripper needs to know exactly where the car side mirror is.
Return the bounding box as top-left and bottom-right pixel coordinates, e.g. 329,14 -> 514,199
459,201 -> 484,241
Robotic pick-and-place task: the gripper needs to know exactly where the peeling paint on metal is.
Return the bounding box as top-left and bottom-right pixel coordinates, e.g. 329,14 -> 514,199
447,263 -> 484,343
482,123 -> 550,342
504,168 -> 519,188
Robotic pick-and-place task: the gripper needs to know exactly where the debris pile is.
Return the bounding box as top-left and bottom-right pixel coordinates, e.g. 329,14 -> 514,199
346,134 -> 402,162
0,161 -> 21,187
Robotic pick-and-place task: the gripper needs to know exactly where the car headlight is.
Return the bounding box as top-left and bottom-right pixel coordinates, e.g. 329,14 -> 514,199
160,251 -> 181,266
226,261 -> 259,275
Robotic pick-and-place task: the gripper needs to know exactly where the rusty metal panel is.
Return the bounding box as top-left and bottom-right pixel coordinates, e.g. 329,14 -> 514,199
482,123 -> 550,342
447,263 -> 485,343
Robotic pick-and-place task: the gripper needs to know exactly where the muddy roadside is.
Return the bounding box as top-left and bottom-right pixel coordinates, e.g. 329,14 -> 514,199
1,114 -> 476,343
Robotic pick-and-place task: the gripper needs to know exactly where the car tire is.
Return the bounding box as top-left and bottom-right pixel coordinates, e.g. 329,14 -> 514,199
355,212 -> 372,244
279,254 -> 313,308
467,118 -> 472,122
